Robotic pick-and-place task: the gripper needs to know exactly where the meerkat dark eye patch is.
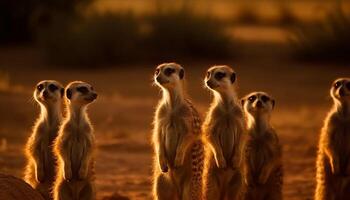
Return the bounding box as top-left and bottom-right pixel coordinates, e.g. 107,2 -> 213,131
230,72 -> 236,83
179,69 -> 184,79
37,84 -> 44,91
77,86 -> 89,94
66,89 -> 72,99
214,72 -> 226,80
248,95 -> 256,102
261,95 -> 270,103
48,84 -> 58,92
164,68 -> 175,76
334,81 -> 341,89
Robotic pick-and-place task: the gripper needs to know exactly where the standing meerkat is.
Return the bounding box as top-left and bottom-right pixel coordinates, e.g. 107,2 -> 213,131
24,80 -> 64,200
202,65 -> 245,200
53,81 -> 97,200
241,92 -> 283,200
315,78 -> 350,200
152,63 -> 204,200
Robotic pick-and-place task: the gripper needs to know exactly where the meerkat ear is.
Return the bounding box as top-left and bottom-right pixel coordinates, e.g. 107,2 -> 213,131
66,89 -> 72,99
179,69 -> 185,80
60,88 -> 64,97
241,99 -> 245,106
230,73 -> 236,83
271,99 -> 275,109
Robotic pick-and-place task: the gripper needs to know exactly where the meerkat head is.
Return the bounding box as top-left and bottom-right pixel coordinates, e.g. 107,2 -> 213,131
330,78 -> 350,103
204,65 -> 236,94
242,92 -> 275,118
34,80 -> 64,106
65,81 -> 97,107
154,62 -> 185,90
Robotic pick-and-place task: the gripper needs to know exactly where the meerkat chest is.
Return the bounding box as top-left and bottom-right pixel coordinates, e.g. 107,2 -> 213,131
332,120 -> 350,153
212,114 -> 242,159
159,110 -> 189,162
247,133 -> 275,172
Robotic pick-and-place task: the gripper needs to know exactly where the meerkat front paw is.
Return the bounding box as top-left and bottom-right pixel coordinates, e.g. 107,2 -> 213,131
63,166 -> 72,181
215,156 -> 227,169
36,166 -> 45,182
79,167 -> 88,180
258,171 -> 270,185
330,159 -> 340,175
174,153 -> 185,168
159,157 -> 168,173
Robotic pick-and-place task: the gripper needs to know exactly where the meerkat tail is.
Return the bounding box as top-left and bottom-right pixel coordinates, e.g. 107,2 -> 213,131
190,140 -> 205,200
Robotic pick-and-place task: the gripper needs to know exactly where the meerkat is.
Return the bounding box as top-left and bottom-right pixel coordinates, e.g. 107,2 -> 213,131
152,63 -> 204,200
241,92 -> 283,200
202,65 -> 245,200
53,81 -> 97,200
315,78 -> 350,200
24,80 -> 64,200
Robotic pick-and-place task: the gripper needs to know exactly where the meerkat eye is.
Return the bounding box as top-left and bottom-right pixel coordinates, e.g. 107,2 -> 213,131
248,95 -> 256,102
37,84 -> 44,91
261,95 -> 270,103
77,86 -> 89,94
334,81 -> 341,89
155,68 -> 160,75
214,72 -> 226,80
48,84 -> 58,92
164,68 -> 175,76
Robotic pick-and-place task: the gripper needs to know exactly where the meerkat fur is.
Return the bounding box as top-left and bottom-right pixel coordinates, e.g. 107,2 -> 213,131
53,81 -> 97,200
241,91 -> 283,200
24,80 -> 64,200
202,65 -> 245,200
315,78 -> 350,200
152,63 -> 205,200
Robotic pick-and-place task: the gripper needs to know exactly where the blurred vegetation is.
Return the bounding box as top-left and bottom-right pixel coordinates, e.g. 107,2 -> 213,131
291,6 -> 350,63
39,13 -> 140,66
145,9 -> 234,60
39,7 -> 235,66
0,0 -> 91,44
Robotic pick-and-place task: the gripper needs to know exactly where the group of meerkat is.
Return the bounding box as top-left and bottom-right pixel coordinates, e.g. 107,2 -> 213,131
21,63 -> 350,200
152,62 -> 350,200
152,63 -> 282,200
24,80 -> 98,200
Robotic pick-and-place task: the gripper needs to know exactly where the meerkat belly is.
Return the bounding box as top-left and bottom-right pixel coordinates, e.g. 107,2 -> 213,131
216,118 -> 235,161
250,139 -> 272,178
164,123 -> 180,166
337,123 -> 350,174
70,136 -> 87,178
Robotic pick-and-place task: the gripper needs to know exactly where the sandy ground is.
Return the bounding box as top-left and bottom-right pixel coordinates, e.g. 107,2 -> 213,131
0,46 -> 350,199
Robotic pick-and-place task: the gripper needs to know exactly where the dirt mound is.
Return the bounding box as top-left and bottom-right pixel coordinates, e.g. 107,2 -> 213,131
0,173 -> 44,200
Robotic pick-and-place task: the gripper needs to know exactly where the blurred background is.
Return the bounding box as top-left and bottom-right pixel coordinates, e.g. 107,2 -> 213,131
0,0 -> 350,199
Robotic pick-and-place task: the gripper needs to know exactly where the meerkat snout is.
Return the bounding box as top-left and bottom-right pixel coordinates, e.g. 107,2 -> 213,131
154,62 -> 185,88
65,81 -> 97,104
331,78 -> 350,100
34,80 -> 64,104
204,65 -> 236,91
242,92 -> 275,115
